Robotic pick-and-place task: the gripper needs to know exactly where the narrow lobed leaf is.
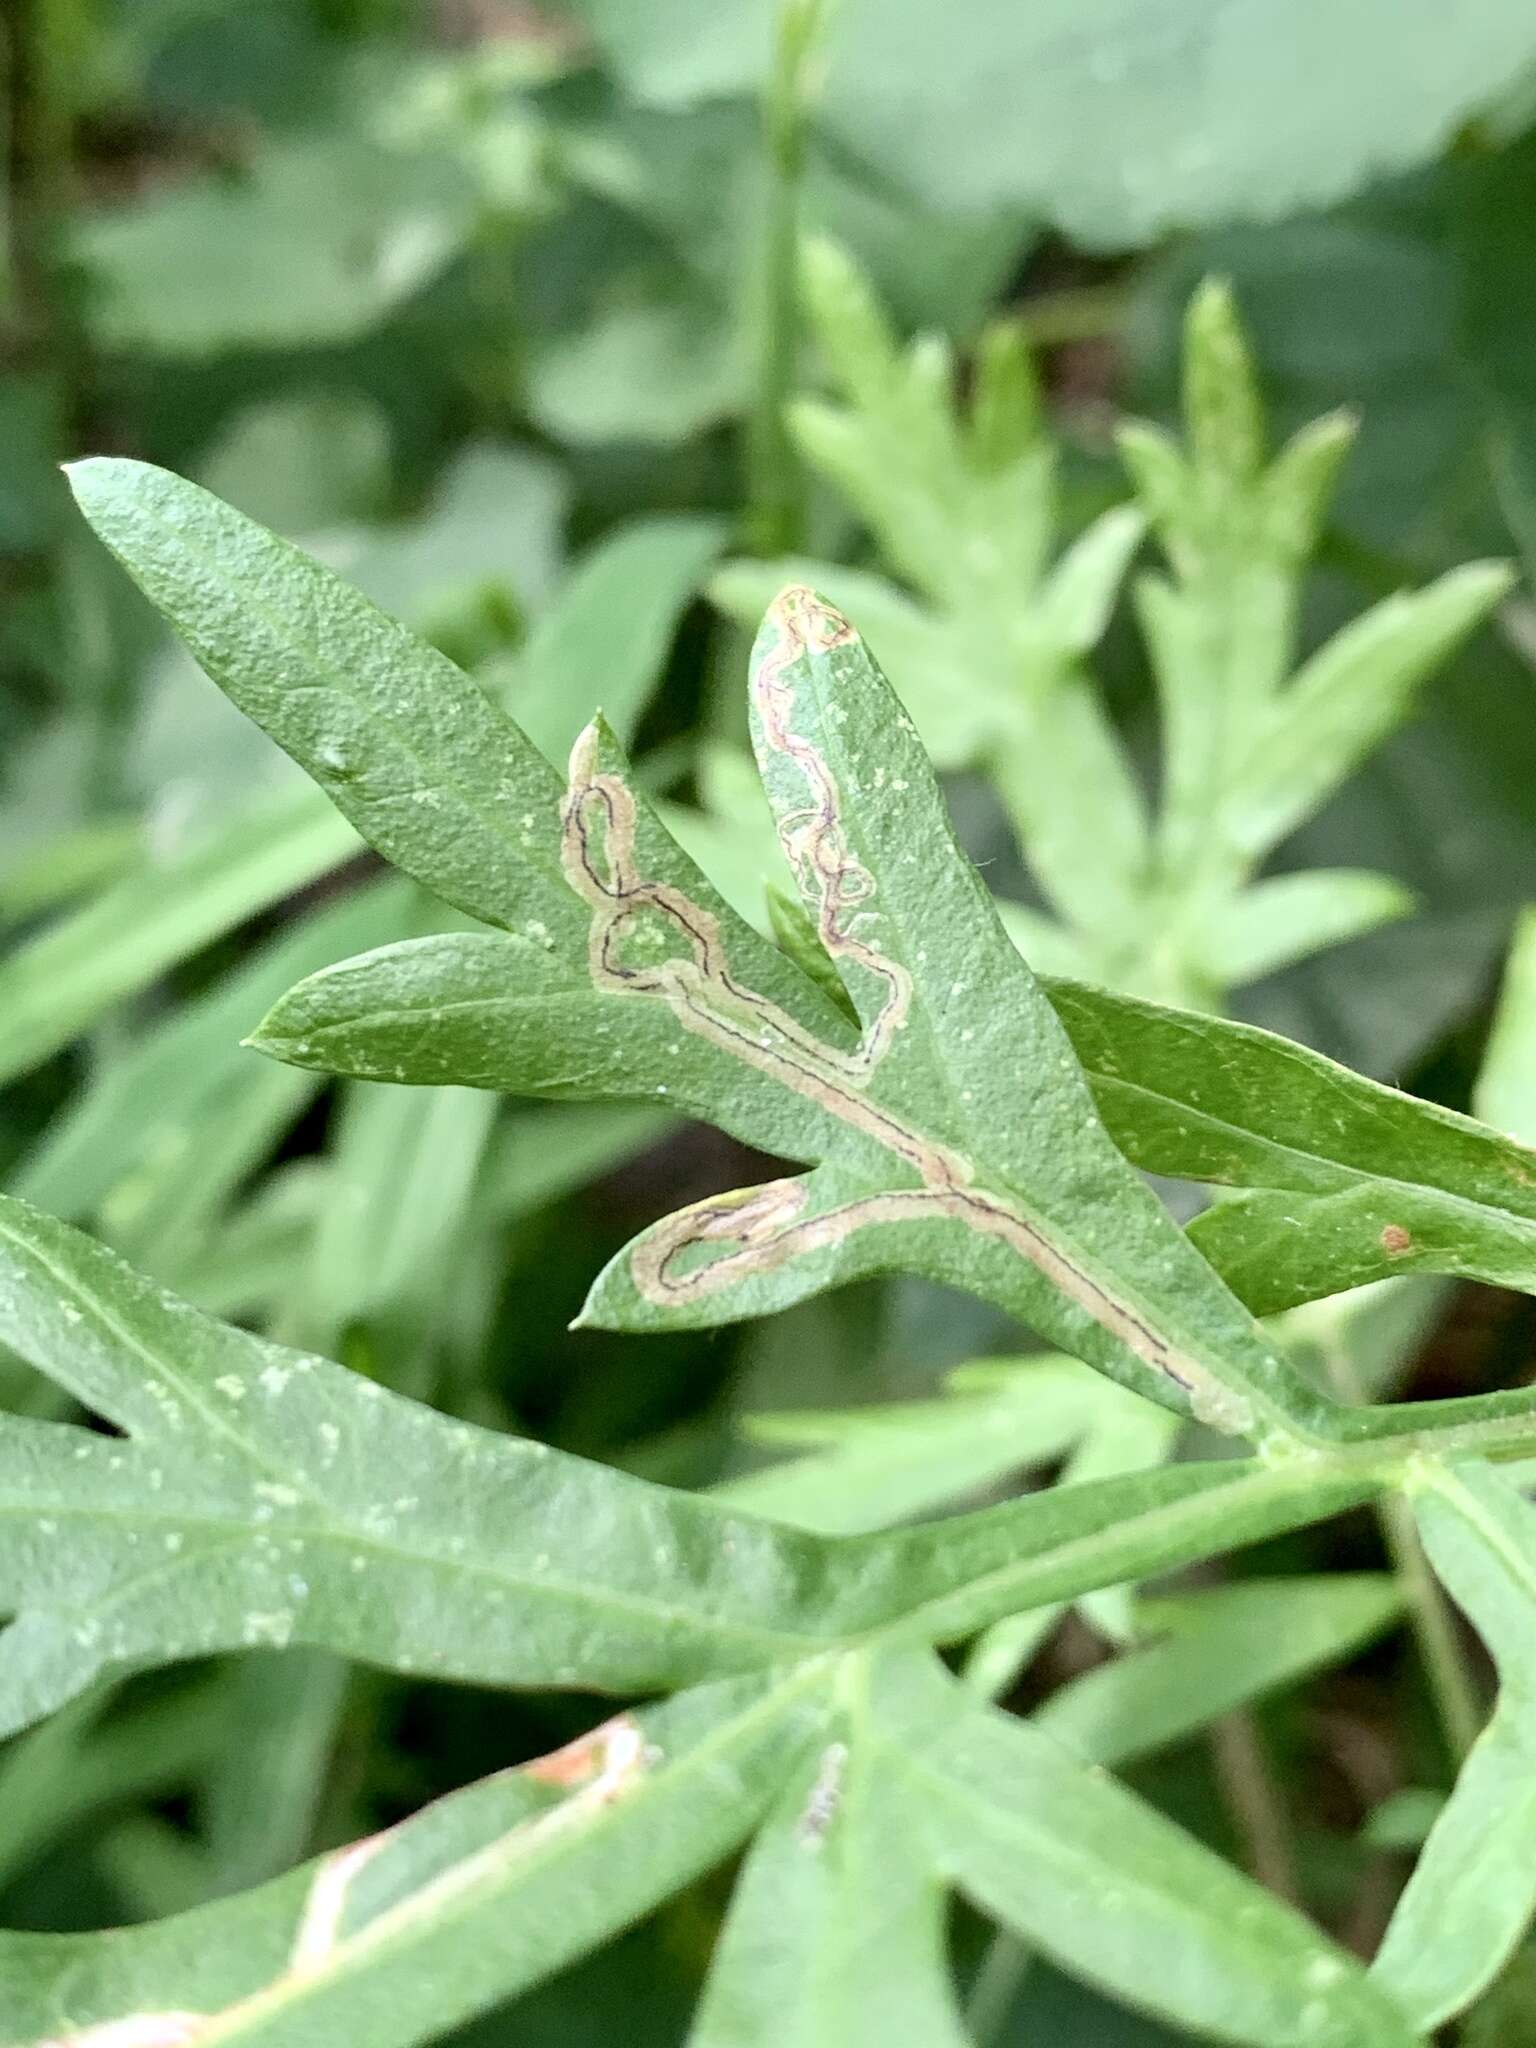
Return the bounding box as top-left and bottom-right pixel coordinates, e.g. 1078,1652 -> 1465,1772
1371,1460 -> 1536,2031
1035,1575 -> 1404,1768
1045,973 -> 1536,1318
65,457 -> 582,942
0,1191 -> 1376,1736
880,1649 -> 1420,2048
0,1669 -> 828,2048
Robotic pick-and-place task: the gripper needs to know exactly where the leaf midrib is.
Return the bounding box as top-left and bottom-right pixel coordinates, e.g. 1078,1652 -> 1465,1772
0,1494 -> 825,1666
870,1462 -> 1366,1646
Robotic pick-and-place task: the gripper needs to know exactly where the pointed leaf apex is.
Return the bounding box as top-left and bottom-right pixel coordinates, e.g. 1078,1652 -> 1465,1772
798,237 -> 897,398
567,715 -> 605,785
1262,409 -> 1361,557
970,315 -> 1041,469
62,452 -> 120,487
64,453 -> 155,521
1459,558 -> 1519,605
798,232 -> 852,296
1188,272 -> 1237,325
244,1012 -> 304,1066
763,584 -> 859,655
1183,275 -> 1264,485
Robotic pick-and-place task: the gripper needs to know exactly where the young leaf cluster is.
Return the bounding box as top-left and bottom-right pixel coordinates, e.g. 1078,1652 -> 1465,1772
714,245 -> 1512,1007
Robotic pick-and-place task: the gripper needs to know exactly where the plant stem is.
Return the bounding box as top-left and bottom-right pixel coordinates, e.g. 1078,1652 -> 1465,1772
1,0 -> 83,393
1209,1707 -> 1301,1902
1322,1335 -> 1482,1768
3,0 -> 65,325
1379,1488 -> 1482,1766
3,0 -> 115,791
744,0 -> 825,558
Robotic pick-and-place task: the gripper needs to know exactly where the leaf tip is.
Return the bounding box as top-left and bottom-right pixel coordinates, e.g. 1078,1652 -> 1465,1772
762,584 -> 859,660
567,710 -> 634,795
571,1271 -> 627,1332
62,452 -> 145,506
1469,558 -> 1520,606
61,454 -> 115,515
797,231 -> 855,301
243,1007 -> 309,1068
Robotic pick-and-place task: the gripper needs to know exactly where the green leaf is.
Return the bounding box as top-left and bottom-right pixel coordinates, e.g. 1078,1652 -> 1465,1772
60,465 -> 1536,1467
555,609 -> 1313,1440
0,1191 -> 822,1730
169,1165 -> 326,1324
0,1644 -> 1419,2047
690,1674 -> 969,2048
771,239 -> 1154,951
660,744 -> 783,927
961,1370 -> 1181,1692
751,248 -> 1481,1014
766,884 -> 861,1026
213,942 -> 488,1907
527,289 -> 744,448
0,1191 -> 1374,1738
0,817 -> 143,927
1371,1460 -> 1536,2030
1182,277 -> 1265,487
1475,905 -> 1536,1144
1045,974 -> 1536,1321
715,1355 -> 1107,1535
793,239 -> 1058,617
0,1668 -> 826,2048
570,0 -> 1536,252
1225,563 -> 1516,861
0,783 -> 359,1086
1035,1575 -> 1404,1767
882,1650 -> 1418,2048
246,917 -> 856,1170
1362,1787 -> 1447,1855
201,1650 -> 351,1898
876,1458 -> 1379,1654
832,6 -> 1536,244
0,1677 -> 225,1896
342,443 -> 569,633
693,1644 -> 1417,2048
194,392 -> 391,536
1195,871 -> 1415,988
711,557 -> 1000,770
295,1079 -> 498,1360
1101,278 -> 1504,1010
564,2 -> 771,108
1033,505 -> 1148,654
65,458 -> 582,943
73,137 -> 476,354
11,884 -> 410,1276
257,588 -> 1328,1444
993,899 -> 1096,982
1125,283 -> 1505,901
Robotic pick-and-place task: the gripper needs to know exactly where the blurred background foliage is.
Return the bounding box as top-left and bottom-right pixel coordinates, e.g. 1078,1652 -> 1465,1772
8,0 -> 1536,2040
